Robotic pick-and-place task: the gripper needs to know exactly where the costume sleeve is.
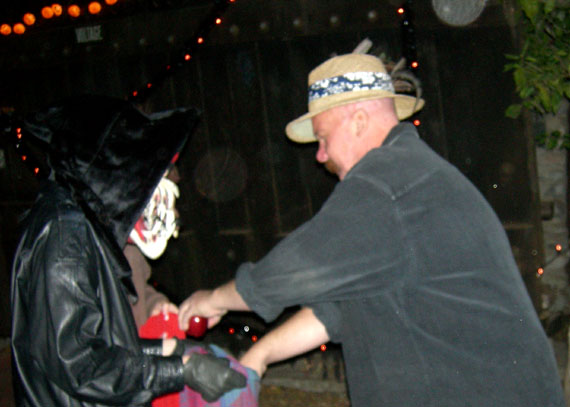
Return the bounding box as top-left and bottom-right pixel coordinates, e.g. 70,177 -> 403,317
236,174 -> 408,323
25,215 -> 184,404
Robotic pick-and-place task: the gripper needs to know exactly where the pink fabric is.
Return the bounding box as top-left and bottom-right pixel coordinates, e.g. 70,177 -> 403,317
180,344 -> 260,407
139,313 -> 260,407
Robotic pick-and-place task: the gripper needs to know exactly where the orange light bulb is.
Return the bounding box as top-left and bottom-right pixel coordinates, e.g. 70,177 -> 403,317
42,6 -> 54,19
88,2 -> 102,14
68,5 -> 81,18
23,13 -> 36,26
52,4 -> 63,16
13,23 -> 26,34
105,0 -> 118,4
0,24 -> 12,35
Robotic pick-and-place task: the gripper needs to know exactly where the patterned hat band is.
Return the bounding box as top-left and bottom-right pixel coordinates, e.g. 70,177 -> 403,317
308,71 -> 395,103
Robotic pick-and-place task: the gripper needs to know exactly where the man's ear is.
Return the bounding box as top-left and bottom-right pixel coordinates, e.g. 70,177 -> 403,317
351,109 -> 368,138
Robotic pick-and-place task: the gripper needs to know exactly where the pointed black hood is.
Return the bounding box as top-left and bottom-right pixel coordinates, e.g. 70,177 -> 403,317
23,94 -> 200,248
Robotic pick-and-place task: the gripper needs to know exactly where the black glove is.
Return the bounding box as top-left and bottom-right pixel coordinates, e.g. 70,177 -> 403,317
183,352 -> 247,402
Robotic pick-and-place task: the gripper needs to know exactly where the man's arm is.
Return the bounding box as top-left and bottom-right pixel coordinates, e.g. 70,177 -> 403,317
178,279 -> 250,330
239,307 -> 330,376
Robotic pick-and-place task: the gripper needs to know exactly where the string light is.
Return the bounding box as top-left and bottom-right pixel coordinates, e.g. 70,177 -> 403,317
68,5 -> 81,18
52,4 -> 63,16
320,344 -> 327,352
555,244 -> 563,252
537,267 -> 544,276
413,119 -> 421,126
0,24 -> 11,35
128,0 -> 235,102
13,23 -> 26,35
2,1 -> 115,35
88,2 -> 102,15
23,13 -> 36,26
399,1 -> 418,71
41,6 -> 54,19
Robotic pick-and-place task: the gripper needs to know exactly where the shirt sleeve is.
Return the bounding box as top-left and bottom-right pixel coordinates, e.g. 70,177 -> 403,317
236,174 -> 408,323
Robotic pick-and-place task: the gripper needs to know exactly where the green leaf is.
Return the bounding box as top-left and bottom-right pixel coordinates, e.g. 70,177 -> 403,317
513,68 -> 526,87
544,0 -> 556,14
505,104 -> 522,118
520,86 -> 534,98
538,86 -> 552,112
519,0 -> 540,22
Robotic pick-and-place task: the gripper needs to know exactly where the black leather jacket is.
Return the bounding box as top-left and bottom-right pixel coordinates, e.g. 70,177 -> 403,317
11,95 -> 199,406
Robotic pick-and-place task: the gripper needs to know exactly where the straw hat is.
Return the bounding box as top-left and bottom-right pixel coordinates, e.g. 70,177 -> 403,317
285,53 -> 425,143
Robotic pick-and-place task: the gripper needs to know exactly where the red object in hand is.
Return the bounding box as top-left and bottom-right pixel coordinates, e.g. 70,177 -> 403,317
186,315 -> 208,338
139,312 -> 185,340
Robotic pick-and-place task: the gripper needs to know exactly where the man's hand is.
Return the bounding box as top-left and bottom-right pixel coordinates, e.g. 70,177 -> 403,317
183,353 -> 247,402
178,290 -> 226,331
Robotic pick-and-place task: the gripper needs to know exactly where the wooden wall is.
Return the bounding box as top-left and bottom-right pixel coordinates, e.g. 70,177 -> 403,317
0,0 -> 544,336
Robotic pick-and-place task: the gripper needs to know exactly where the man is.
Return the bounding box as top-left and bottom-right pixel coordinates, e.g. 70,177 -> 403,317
10,95 -> 245,406
178,53 -> 565,406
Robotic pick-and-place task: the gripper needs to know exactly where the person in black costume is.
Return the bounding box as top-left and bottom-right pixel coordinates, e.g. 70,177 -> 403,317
10,95 -> 246,407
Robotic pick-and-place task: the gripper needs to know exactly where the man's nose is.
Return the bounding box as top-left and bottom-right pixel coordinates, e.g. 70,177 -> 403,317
316,145 -> 328,163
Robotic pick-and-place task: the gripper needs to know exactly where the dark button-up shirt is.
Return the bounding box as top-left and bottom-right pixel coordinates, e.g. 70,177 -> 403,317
236,123 -> 565,406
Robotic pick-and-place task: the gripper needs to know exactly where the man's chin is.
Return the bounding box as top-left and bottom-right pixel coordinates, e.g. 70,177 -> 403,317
324,161 -> 340,177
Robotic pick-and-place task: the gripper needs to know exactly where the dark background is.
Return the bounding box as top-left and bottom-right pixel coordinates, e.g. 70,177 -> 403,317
0,0 -> 544,337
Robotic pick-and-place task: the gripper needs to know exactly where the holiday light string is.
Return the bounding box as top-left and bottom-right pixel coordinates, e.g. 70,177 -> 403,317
537,243 -> 567,277
128,0 -> 234,103
1,0 -> 120,37
1,0 -> 236,177
398,1 -> 419,72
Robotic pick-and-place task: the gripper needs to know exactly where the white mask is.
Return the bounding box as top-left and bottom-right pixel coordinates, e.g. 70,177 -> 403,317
129,176 -> 179,259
